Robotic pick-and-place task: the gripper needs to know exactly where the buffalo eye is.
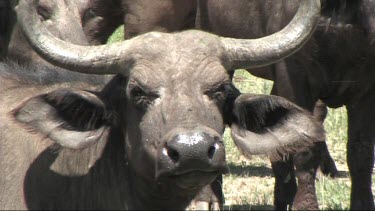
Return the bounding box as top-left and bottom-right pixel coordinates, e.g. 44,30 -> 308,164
129,85 -> 158,109
206,83 -> 233,103
37,5 -> 51,21
212,90 -> 226,102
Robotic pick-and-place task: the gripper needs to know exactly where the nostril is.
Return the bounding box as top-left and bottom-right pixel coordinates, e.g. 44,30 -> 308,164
167,146 -> 180,163
207,145 -> 217,159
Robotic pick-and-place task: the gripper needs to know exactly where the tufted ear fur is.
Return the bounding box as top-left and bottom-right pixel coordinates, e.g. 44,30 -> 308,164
13,88 -> 112,149
230,93 -> 325,161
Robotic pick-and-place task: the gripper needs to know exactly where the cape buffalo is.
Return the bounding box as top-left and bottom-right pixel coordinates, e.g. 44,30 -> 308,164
0,0 -> 323,210
84,0 -> 338,209
87,0 -> 375,210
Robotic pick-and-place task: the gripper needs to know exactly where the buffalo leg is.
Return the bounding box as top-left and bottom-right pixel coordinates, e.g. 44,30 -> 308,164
271,146 -> 320,210
292,145 -> 321,210
271,158 -> 297,210
269,61 -> 323,210
347,97 -> 375,210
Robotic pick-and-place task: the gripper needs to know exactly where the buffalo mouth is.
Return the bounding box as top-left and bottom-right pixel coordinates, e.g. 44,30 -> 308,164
169,170 -> 221,191
156,163 -> 229,191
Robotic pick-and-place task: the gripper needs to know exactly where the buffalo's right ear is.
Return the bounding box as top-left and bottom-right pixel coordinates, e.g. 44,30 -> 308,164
13,88 -> 112,149
230,94 -> 325,161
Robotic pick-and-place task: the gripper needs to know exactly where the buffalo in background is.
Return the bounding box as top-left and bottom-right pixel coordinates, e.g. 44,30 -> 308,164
0,0 -> 323,210
0,0 -> 110,92
0,0 -> 98,66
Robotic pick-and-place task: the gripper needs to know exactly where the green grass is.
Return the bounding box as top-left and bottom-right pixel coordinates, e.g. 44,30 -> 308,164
107,26 -> 373,210
107,25 -> 124,43
316,174 -> 351,210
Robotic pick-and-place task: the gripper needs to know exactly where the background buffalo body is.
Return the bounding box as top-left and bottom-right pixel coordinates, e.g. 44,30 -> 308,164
202,1 -> 375,209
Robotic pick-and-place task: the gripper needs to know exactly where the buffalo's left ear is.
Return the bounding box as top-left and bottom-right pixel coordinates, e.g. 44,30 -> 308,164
230,93 -> 325,161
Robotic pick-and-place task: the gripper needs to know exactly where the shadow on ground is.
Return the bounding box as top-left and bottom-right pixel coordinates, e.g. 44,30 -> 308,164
334,170 -> 349,178
227,163 -> 273,177
224,204 -> 274,210
227,163 -> 351,179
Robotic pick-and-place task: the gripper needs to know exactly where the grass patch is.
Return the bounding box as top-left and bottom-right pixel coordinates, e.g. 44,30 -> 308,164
107,25 -> 124,43
316,173 -> 351,210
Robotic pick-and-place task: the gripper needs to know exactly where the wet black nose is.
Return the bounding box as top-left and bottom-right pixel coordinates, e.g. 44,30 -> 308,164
165,132 -> 221,163
156,130 -> 226,177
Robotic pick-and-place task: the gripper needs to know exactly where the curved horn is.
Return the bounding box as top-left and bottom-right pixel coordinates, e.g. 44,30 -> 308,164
221,0 -> 320,69
16,0 -> 136,75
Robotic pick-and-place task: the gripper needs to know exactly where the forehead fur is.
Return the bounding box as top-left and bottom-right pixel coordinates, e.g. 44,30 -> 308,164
129,31 -> 229,89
